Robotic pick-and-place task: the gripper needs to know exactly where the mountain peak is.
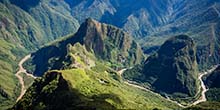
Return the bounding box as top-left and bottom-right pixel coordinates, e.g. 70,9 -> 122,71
75,18 -> 144,66
31,19 -> 144,75
85,18 -> 99,24
158,35 -> 195,57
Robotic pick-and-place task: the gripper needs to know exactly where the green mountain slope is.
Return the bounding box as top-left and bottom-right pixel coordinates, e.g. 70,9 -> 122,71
13,64 -> 180,110
8,0 -> 80,40
0,2 -> 44,108
24,0 -> 79,40
0,1 -> 79,109
124,35 -> 199,99
31,19 -> 144,76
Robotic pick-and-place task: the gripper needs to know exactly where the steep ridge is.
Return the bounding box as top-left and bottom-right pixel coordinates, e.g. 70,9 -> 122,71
31,19 -> 144,76
124,35 -> 199,98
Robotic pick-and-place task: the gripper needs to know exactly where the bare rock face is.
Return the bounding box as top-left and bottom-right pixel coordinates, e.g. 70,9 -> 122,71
76,18 -> 144,65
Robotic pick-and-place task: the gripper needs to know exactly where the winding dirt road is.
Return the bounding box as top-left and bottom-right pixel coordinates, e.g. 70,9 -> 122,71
15,54 -> 36,102
192,65 -> 219,105
118,65 -> 219,108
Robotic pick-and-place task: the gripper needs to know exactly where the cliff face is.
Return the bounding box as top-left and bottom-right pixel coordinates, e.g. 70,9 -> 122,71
76,18 -> 144,66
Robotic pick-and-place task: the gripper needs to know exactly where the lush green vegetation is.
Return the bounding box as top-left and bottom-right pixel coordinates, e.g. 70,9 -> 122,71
124,35 -> 200,101
184,101 -> 220,110
13,66 -> 180,110
13,33 -> 180,109
31,18 -> 145,76
0,1 -> 41,108
0,0 -> 219,109
0,38 -> 26,109
0,0 -> 79,108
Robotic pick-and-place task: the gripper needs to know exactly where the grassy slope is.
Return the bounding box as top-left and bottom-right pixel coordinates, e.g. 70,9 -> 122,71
0,1 -> 79,109
13,42 -> 180,109
61,68 -> 180,110
0,39 -> 21,109
0,2 -> 42,109
14,67 -> 180,110
27,0 -> 79,41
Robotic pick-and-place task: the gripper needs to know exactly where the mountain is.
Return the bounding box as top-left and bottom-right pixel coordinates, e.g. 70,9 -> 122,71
204,65 -> 220,101
0,1 -> 44,108
8,0 -> 80,40
12,68 -> 180,110
11,20 -> 181,110
124,35 -> 199,98
0,0 -> 79,109
30,18 -> 144,76
0,0 -> 219,109
64,0 -> 220,70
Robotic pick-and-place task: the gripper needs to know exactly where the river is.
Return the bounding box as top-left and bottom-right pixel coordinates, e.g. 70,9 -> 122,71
118,65 -> 219,108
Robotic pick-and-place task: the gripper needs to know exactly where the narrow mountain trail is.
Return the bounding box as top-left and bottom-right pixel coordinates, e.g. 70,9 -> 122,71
118,65 -> 219,108
15,54 -> 37,102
